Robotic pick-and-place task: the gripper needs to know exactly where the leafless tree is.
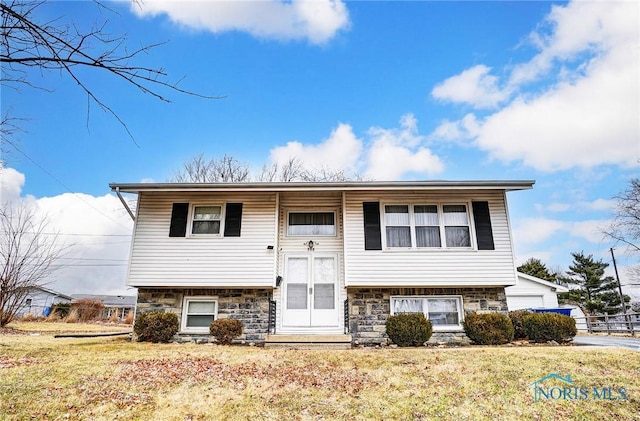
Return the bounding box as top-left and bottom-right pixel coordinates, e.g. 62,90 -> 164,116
603,179 -> 640,253
257,157 -> 306,182
178,154 -> 366,183
0,203 -> 66,326
299,165 -> 364,182
171,154 -> 251,183
0,0 -> 219,150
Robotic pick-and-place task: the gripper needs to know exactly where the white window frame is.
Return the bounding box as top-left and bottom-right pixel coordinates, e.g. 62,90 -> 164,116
390,295 -> 464,331
181,296 -> 218,333
381,203 -> 473,250
189,203 -> 225,237
286,210 -> 337,237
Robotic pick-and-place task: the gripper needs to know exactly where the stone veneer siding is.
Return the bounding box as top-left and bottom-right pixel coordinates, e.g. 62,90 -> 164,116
136,288 -> 271,344
348,287 -> 509,346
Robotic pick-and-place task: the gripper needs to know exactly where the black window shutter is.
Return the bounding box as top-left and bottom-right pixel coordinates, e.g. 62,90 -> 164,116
363,202 -> 382,250
224,203 -> 243,237
169,203 -> 189,237
472,201 -> 495,250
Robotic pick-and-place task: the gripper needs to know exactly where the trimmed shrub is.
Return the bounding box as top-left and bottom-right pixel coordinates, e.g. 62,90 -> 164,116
134,312 -> 179,343
210,318 -> 244,345
385,313 -> 433,347
523,312 -> 577,343
463,312 -> 514,345
509,310 -> 532,340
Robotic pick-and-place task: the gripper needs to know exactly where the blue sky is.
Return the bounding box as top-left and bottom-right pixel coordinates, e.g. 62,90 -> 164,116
1,0 -> 638,297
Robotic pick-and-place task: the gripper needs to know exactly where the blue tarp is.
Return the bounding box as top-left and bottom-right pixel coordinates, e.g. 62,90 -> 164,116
532,308 -> 572,316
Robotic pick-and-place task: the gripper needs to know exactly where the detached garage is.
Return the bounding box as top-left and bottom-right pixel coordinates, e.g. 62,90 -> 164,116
506,272 -> 568,311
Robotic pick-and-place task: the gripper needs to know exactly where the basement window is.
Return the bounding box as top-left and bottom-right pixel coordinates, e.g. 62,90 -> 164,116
181,297 -> 218,333
390,296 -> 464,330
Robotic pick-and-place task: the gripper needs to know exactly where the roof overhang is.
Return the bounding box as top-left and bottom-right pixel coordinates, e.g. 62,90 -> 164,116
110,180 -> 535,194
515,272 -> 570,293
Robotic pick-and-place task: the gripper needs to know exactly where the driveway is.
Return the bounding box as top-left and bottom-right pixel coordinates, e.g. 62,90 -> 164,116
573,334 -> 640,351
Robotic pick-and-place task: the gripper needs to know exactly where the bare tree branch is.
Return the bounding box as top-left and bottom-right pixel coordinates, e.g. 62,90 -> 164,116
1,0 -> 222,149
603,178 -> 640,253
171,154 -> 251,183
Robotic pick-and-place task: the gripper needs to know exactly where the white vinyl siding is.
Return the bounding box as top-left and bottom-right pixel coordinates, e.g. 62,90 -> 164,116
344,190 -> 518,287
127,192 -> 277,288
274,192 -> 346,333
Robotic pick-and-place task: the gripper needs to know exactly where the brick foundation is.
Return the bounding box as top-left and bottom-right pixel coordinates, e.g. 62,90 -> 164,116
136,288 -> 271,344
348,287 -> 508,346
136,286 -> 508,346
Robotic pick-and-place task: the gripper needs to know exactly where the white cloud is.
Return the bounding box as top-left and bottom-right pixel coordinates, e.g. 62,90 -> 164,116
514,216 -> 609,247
270,122 -> 362,172
365,114 -> 444,180
430,114 -> 480,142
131,0 -> 350,44
430,1 -> 639,172
0,166 -> 25,204
583,198 -> 616,212
571,219 -> 607,244
365,145 -> 443,181
1,168 -> 134,296
431,65 -> 510,109
513,217 -> 566,245
269,114 -> 444,180
534,202 -> 571,213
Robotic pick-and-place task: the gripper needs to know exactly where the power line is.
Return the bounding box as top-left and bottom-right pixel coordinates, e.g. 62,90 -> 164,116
25,232 -> 131,237
57,257 -> 129,262
5,143 -> 133,230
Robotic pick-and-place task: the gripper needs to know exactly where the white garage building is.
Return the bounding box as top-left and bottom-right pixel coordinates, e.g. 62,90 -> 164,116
506,272 -> 569,310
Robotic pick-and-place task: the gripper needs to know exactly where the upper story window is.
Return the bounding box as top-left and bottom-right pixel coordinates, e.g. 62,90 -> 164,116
287,212 -> 336,236
442,205 -> 471,247
191,205 -> 222,235
383,204 -> 471,249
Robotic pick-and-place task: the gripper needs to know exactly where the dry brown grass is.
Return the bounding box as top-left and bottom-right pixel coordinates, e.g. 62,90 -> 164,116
0,329 -> 638,420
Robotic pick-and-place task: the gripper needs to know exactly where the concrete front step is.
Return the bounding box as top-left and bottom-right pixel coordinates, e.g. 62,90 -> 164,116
265,334 -> 352,349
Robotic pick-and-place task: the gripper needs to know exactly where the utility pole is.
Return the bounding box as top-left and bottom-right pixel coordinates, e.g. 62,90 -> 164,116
610,248 -> 626,314
610,248 -> 633,335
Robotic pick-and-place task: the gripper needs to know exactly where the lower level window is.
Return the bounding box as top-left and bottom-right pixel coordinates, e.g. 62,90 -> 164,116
182,297 -> 217,332
390,296 -> 463,329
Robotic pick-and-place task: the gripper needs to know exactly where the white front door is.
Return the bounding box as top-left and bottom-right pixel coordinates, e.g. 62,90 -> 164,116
282,254 -> 339,329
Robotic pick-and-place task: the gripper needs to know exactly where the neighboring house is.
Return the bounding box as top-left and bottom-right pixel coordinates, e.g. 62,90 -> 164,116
506,272 -> 569,311
71,294 -> 137,320
111,180 -> 534,345
16,286 -> 73,318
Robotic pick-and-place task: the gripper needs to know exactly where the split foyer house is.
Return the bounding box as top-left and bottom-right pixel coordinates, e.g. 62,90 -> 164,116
111,180 -> 534,345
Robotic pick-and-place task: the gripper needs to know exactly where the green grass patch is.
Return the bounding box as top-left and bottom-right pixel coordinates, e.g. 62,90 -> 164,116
1,333 -> 638,420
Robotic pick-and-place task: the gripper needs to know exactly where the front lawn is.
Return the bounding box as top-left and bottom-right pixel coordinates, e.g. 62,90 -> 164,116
0,325 -> 638,420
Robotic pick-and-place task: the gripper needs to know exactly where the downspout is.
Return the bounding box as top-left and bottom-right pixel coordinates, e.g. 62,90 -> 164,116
115,187 -> 136,221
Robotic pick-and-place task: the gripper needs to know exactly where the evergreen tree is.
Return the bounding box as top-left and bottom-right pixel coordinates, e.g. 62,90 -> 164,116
558,252 -> 630,315
517,258 -> 557,282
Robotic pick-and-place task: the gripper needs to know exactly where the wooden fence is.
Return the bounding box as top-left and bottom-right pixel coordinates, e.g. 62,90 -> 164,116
574,312 -> 639,336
